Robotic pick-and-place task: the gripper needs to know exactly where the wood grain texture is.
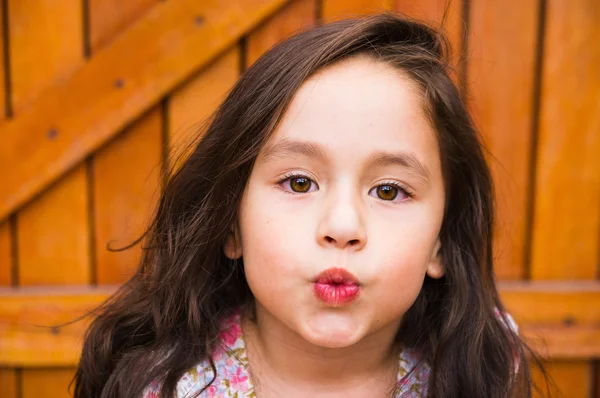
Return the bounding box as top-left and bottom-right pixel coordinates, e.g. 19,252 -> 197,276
94,108 -> 162,284
530,0 -> 600,280
0,368 -> 17,398
500,281 -> 600,358
89,0 -> 160,51
467,0 -> 538,280
8,0 -> 84,111
17,166 -> 90,285
394,0 -> 464,73
0,222 -> 11,286
10,0 -> 89,287
0,286 -> 111,366
0,3 -> 10,288
532,360 -> 592,398
21,368 -> 76,398
168,47 -> 239,170
3,283 -> 600,365
0,0 -> 287,220
322,0 -> 394,22
247,0 -> 316,66
90,0 -> 163,285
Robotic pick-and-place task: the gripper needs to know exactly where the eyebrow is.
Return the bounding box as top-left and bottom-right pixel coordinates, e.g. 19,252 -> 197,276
260,139 -> 328,163
260,138 -> 430,183
365,151 -> 431,183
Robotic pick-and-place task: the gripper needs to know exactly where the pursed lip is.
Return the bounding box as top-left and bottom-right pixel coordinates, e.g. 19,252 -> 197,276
312,267 -> 361,306
312,267 -> 360,285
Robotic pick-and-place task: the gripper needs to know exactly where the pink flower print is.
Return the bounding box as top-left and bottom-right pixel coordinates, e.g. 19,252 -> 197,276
219,321 -> 242,347
229,366 -> 249,391
206,384 -> 218,398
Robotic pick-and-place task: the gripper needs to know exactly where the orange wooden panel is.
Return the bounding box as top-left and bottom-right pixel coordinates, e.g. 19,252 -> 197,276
531,0 -> 600,280
0,0 -> 6,117
0,286 -> 112,366
247,0 -> 316,66
21,368 -> 76,398
394,0 -> 464,72
467,0 -> 538,280
17,166 -> 90,285
94,109 -> 162,284
8,0 -> 83,111
0,221 -> 11,286
0,0 -> 287,221
168,47 -> 240,169
501,281 -> 600,358
322,0 -> 394,22
89,0 -> 160,51
90,0 -> 163,285
0,368 -> 18,398
532,360 -> 592,398
9,0 -> 88,287
2,283 -> 598,366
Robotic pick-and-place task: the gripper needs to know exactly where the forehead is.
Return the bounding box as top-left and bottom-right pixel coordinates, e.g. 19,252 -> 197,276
264,56 -> 441,173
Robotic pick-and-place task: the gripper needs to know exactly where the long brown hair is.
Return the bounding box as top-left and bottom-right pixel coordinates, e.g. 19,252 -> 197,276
74,13 -> 544,397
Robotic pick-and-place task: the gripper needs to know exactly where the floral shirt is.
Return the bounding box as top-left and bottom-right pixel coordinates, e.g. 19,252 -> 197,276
143,310 -> 518,398
142,311 -> 430,398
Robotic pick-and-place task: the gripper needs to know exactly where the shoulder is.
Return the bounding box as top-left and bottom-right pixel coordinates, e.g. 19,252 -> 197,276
143,311 -> 254,398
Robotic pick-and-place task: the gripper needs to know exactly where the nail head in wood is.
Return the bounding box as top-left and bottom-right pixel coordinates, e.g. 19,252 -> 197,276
47,128 -> 58,140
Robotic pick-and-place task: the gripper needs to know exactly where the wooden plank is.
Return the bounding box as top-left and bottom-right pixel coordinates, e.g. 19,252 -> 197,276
500,281 -> 600,325
168,47 -> 239,170
532,360 -> 592,398
0,287 -> 111,367
0,222 -> 11,286
8,0 -> 84,111
501,281 -> 600,358
10,0 -> 89,287
246,0 -> 316,66
90,0 -> 163,285
89,0 -> 160,51
0,3 -> 16,395
0,0 -> 287,221
530,0 -> 600,279
394,0 -> 464,73
94,108 -> 162,284
2,283 -> 600,365
322,0 -> 394,22
17,167 -> 90,285
21,368 -> 76,398
466,0 -> 538,280
0,0 -> 5,117
0,368 -> 18,398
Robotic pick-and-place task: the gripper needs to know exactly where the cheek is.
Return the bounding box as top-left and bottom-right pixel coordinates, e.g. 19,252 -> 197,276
238,188 -> 312,302
364,213 -> 440,312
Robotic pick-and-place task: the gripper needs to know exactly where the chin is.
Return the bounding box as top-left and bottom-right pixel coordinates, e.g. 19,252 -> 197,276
300,311 -> 366,348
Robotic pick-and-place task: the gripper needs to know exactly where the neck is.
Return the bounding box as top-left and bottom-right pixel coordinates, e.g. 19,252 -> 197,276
242,302 -> 401,390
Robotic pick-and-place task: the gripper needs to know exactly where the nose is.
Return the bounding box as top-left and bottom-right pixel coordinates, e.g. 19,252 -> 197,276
317,193 -> 367,251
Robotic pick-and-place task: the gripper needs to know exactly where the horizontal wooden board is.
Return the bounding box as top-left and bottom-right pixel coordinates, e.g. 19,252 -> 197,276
21,368 -> 77,398
0,287 -> 111,367
0,0 -> 287,221
1,282 -> 599,366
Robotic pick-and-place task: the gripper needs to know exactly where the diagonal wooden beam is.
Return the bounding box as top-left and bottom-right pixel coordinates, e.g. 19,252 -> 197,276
0,0 -> 288,221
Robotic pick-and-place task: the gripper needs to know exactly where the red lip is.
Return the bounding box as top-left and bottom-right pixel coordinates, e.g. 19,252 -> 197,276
312,268 -> 360,306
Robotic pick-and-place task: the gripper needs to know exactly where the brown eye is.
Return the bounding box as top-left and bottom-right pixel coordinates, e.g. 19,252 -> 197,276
290,177 -> 312,193
376,185 -> 398,200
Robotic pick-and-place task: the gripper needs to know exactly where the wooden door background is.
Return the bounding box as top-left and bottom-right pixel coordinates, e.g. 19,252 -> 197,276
0,0 -> 598,396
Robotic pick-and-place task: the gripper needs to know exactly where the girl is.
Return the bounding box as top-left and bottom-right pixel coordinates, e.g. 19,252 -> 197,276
74,13 -> 542,398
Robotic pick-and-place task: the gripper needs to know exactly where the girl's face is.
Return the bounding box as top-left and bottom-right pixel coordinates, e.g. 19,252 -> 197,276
227,56 -> 446,348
